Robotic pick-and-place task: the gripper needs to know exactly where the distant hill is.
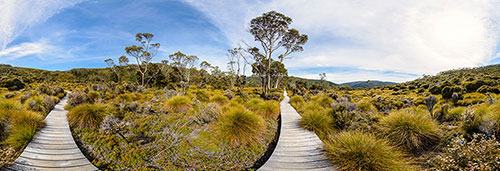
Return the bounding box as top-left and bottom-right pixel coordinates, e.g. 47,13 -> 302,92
341,80 -> 396,88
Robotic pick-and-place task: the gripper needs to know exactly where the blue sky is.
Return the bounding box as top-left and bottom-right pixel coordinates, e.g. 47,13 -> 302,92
1,0 -> 500,83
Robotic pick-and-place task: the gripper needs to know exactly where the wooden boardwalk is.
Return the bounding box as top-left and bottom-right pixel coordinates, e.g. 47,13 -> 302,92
7,95 -> 98,171
259,91 -> 335,171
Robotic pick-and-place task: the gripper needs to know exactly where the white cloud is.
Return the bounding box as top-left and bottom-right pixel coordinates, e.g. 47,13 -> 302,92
183,0 -> 500,81
0,0 -> 84,50
0,39 -> 77,62
0,40 -> 53,61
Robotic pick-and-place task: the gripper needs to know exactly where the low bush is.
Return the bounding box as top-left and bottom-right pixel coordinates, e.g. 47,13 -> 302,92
313,95 -> 334,108
0,100 -> 23,111
297,101 -> 323,115
68,91 -> 90,106
299,110 -> 330,134
68,103 -> 113,129
194,89 -> 210,102
223,89 -> 234,100
378,108 -> 442,153
427,134 -> 500,170
25,96 -> 46,113
324,131 -> 414,171
5,110 -> 44,149
289,95 -> 305,108
356,98 -> 376,112
459,109 -> 484,139
447,107 -> 465,121
193,103 -> 221,125
254,100 -> 280,119
245,98 -> 264,111
0,78 -> 25,91
210,95 -> 229,106
216,107 -> 264,146
164,96 -> 192,113
487,102 -> 500,138
457,93 -> 486,106
265,92 -> 282,101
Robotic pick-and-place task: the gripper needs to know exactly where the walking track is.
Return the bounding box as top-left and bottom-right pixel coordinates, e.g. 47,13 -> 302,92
7,95 -> 98,171
259,91 -> 335,171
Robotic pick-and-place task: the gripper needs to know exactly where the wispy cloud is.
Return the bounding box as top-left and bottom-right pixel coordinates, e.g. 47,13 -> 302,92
183,0 -> 500,81
0,39 -> 53,61
0,0 -> 84,50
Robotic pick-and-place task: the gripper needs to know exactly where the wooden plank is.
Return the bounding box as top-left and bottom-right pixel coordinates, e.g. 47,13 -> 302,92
8,94 -> 98,170
259,91 -> 336,171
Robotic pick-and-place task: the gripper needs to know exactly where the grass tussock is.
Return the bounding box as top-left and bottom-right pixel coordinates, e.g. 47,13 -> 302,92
255,100 -> 280,119
299,110 -> 330,134
0,100 -> 23,111
164,96 -> 192,113
245,98 -> 264,111
68,103 -> 113,129
216,107 -> 264,146
210,95 -> 229,106
4,110 -> 44,149
378,108 -> 442,153
289,95 -> 305,108
324,131 -> 414,171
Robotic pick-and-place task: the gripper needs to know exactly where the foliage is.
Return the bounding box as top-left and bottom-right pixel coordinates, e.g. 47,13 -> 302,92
459,109 -> 484,139
299,110 -> 330,134
378,108 -> 442,153
68,91 -> 90,106
324,131 -> 414,171
164,96 -> 192,113
216,107 -> 265,146
210,95 -> 229,106
193,103 -> 221,125
68,103 -> 113,129
427,134 -> 500,170
0,78 -> 25,91
254,100 -> 280,119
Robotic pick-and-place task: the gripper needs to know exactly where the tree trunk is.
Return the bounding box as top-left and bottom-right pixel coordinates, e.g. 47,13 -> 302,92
274,75 -> 282,89
141,72 -> 145,87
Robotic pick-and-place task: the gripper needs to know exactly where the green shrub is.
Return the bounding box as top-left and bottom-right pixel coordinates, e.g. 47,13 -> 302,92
357,99 -> 376,112
193,103 -> 221,125
328,109 -> 360,130
5,110 -> 44,149
194,89 -> 210,102
488,102 -> 500,138
216,107 -> 264,146
88,91 -> 100,103
441,86 -> 463,99
459,110 -> 484,139
255,100 -> 280,119
68,91 -> 90,106
0,100 -> 23,111
164,96 -> 192,113
427,134 -> 500,170
289,95 -> 305,108
68,103 -> 113,128
378,108 -> 442,153
210,95 -> 229,106
245,98 -> 264,111
464,80 -> 487,92
457,93 -> 486,106
297,101 -> 323,114
0,78 -> 25,91
25,96 -> 46,113
447,107 -> 465,121
324,131 -> 414,171
299,110 -> 330,134
313,95 -> 334,108
266,92 -> 282,101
